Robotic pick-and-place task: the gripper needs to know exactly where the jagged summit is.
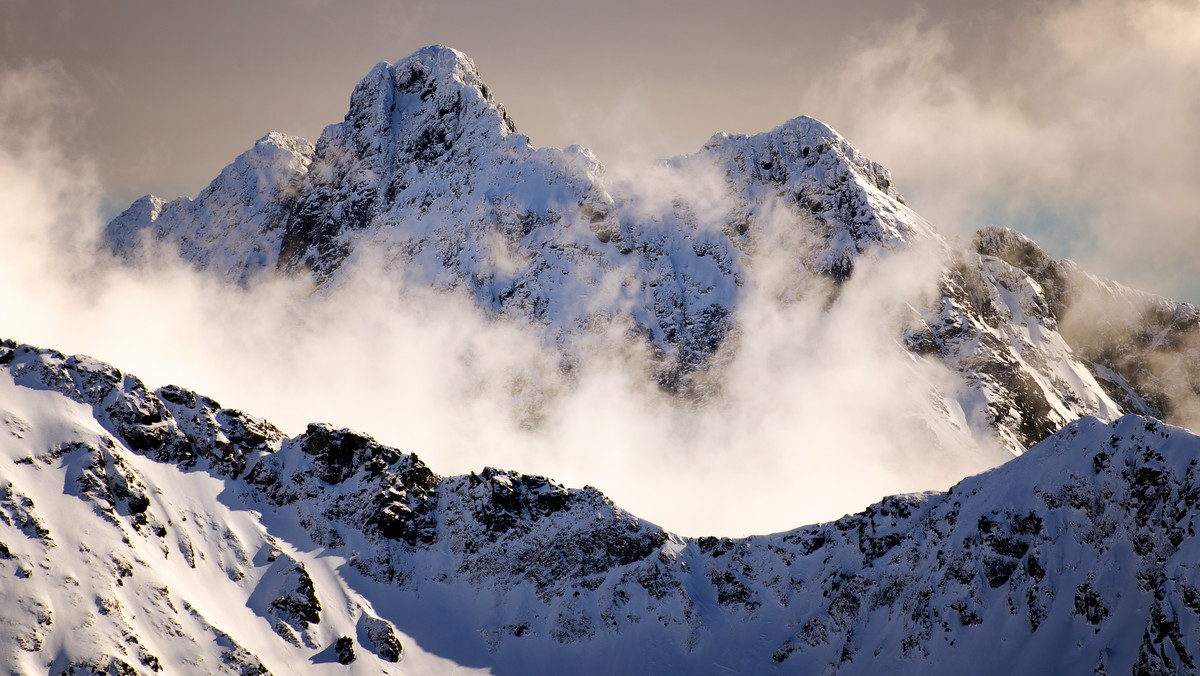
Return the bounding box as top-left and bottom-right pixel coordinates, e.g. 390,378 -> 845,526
703,115 -> 895,193
273,47 -> 534,278
695,113 -> 934,280
393,44 -> 482,80
337,45 -> 519,164
105,131 -> 314,284
702,115 -> 900,201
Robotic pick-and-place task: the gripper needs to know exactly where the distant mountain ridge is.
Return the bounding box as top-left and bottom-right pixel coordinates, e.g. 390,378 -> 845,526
103,46 -> 1200,461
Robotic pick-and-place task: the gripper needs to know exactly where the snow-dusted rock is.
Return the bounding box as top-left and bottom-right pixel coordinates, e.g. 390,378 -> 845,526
107,133 -> 314,286
359,614 -> 403,663
3,338 -> 1200,673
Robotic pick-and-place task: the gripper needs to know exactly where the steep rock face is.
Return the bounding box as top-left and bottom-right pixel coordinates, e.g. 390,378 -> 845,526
4,339 -> 1200,673
904,246 -> 1124,451
974,225 -> 1200,435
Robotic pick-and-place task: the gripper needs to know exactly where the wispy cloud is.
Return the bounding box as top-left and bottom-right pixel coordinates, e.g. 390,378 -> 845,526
7,2 -> 1196,538
801,0 -> 1200,302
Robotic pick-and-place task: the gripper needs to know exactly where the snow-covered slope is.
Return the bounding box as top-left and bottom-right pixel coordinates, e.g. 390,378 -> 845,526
102,46 -> 1200,459
0,342 -> 454,674
3,338 -> 1200,674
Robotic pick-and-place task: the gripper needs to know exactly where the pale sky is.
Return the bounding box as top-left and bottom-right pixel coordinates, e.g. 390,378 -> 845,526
3,0 -> 1007,202
5,0 -> 1197,303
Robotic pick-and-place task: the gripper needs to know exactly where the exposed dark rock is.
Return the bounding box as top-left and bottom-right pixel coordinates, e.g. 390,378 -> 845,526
261,555 -> 322,633
361,615 -> 403,662
157,384 -> 283,479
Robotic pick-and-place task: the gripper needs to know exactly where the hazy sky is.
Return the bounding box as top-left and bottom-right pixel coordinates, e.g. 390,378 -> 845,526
2,0 -> 999,203
4,0 -> 1198,303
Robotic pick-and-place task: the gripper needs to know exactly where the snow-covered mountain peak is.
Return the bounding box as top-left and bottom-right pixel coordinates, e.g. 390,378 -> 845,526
973,225 -> 1059,276
701,114 -> 901,199
197,132 -> 315,206
103,131 -> 315,283
242,132 -> 315,173
99,45 -> 1200,459
690,112 -> 938,284
337,45 -> 519,165
105,195 -> 164,253
392,44 -> 487,89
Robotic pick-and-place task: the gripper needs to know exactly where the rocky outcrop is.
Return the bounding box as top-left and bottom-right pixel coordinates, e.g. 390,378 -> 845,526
360,614 -> 403,662
974,225 -> 1200,436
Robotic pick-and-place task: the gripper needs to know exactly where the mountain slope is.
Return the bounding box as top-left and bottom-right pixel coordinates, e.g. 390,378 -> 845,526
3,338 -> 1200,674
974,225 -> 1200,433
0,345 -> 431,674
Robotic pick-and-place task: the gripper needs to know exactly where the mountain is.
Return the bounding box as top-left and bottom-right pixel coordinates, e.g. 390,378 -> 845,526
102,46 -> 1200,462
75,45 -> 1200,672
3,337 -> 1200,674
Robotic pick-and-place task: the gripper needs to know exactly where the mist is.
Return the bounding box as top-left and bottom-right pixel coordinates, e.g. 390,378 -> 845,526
799,0 -> 1200,304
0,56 -> 1035,538
11,0 -> 1193,537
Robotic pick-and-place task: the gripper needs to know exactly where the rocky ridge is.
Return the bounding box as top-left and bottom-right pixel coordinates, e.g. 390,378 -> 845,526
3,338 -> 1200,673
